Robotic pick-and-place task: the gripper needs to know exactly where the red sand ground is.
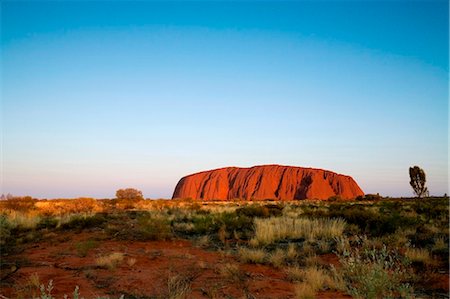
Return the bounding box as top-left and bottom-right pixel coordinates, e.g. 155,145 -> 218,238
1,231 -> 352,299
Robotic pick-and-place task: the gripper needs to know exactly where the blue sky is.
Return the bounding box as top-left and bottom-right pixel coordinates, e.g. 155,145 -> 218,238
1,1 -> 448,198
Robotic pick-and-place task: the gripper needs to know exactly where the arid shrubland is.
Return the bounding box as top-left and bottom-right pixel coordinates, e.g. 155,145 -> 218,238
251,216 -> 346,245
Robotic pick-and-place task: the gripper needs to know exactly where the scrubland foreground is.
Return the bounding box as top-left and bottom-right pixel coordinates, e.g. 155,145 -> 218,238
0,196 -> 448,299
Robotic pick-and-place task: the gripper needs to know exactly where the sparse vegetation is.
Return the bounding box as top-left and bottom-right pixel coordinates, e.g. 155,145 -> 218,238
238,247 -> 266,264
76,239 -> 98,257
95,252 -> 124,270
252,216 -> 346,245
1,197 -> 448,298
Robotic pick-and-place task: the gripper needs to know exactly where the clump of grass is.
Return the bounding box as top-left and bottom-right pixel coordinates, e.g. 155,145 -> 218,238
252,216 -> 346,246
286,266 -> 304,282
268,248 -> 286,268
76,239 -> 98,257
127,257 -> 137,267
286,266 -> 331,288
432,236 -> 447,254
294,282 -> 316,299
220,263 -> 244,282
286,243 -> 298,261
301,267 -> 330,290
95,252 -> 124,270
405,247 -> 433,266
6,210 -> 41,229
195,235 -> 210,248
167,273 -> 193,299
238,247 -> 266,264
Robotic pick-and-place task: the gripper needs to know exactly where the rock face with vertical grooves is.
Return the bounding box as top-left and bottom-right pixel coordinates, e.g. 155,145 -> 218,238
172,165 -> 364,200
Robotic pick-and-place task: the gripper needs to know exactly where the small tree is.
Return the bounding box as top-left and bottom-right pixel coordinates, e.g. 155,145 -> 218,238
115,188 -> 144,210
115,188 -> 144,201
409,166 -> 429,198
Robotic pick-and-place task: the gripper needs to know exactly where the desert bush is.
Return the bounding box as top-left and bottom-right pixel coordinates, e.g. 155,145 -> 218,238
36,217 -> 59,230
0,214 -> 12,246
6,211 -> 41,230
191,214 -> 217,235
252,216 -> 346,245
4,196 -> 36,211
76,239 -> 98,257
135,214 -> 172,240
215,212 -> 253,239
96,252 -> 124,270
107,212 -> 172,241
326,204 -> 420,237
70,197 -> 98,214
116,188 -> 144,201
114,188 -> 144,209
60,213 -> 107,230
412,197 -> 449,222
236,204 -> 283,218
328,195 -> 342,202
335,244 -> 414,299
356,194 -> 383,201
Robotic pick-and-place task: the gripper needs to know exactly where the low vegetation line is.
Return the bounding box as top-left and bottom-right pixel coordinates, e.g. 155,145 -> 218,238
252,216 -> 346,245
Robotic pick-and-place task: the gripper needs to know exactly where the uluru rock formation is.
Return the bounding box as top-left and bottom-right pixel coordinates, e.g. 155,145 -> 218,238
172,165 -> 364,200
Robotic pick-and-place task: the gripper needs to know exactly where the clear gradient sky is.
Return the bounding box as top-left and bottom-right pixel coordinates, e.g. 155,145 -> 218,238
1,1 -> 448,199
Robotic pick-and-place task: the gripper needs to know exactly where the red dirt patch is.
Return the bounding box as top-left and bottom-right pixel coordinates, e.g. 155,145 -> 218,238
1,231 -> 347,298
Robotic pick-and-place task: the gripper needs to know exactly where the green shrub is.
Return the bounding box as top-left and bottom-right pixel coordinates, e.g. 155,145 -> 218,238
0,214 -> 12,246
335,243 -> 414,299
236,204 -> 283,218
135,215 -> 172,240
191,214 -> 218,235
108,213 -> 172,241
215,212 -> 254,239
76,239 -> 99,257
37,217 -> 58,230
328,195 -> 342,202
60,213 -> 107,230
326,204 -> 419,237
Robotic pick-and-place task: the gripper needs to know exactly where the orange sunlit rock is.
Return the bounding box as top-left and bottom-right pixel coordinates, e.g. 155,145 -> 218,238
172,165 -> 364,200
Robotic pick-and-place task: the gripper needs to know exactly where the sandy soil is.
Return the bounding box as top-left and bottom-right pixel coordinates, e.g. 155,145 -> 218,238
0,231 -> 353,299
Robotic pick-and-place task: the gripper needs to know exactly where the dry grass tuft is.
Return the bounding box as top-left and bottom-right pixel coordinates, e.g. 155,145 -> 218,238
167,274 -> 192,299
238,247 -> 266,264
405,247 -> 433,265
95,252 -> 124,270
286,243 -> 298,261
294,282 -> 316,299
268,248 -> 286,268
126,257 -> 137,267
252,216 -> 346,245
220,263 -> 243,282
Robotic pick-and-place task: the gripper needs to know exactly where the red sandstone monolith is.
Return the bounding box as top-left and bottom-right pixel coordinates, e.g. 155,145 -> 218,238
172,165 -> 364,200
